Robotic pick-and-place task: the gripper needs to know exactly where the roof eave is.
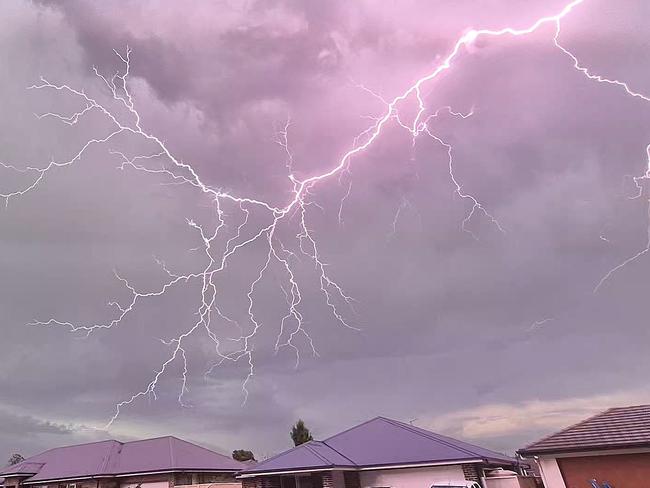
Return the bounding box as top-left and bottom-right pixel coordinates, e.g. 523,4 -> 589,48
356,458 -> 513,471
20,468 -> 242,484
239,466 -> 353,478
518,441 -> 650,457
239,457 -> 518,478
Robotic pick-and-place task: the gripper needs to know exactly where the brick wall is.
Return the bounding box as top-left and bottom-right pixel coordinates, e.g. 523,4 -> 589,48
99,480 -> 119,488
242,479 -> 258,488
110,472 -> 169,488
31,481 -> 101,488
321,472 -> 333,488
260,477 -> 281,488
558,452 -> 650,488
343,472 -> 359,488
2,476 -> 22,488
461,464 -> 479,482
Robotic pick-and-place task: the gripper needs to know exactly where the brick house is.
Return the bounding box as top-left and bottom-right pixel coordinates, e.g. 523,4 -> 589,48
0,436 -> 244,488
518,404 -> 650,488
239,417 -> 521,488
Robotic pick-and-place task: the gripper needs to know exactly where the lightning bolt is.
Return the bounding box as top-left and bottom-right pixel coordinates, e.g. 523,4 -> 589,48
7,0 -> 640,427
528,318 -> 554,332
551,18 -> 650,293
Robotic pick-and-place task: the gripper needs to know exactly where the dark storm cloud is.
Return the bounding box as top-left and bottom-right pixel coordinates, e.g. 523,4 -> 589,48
0,408 -> 73,436
2,0 -> 650,463
0,405 -> 102,465
35,0 -> 350,113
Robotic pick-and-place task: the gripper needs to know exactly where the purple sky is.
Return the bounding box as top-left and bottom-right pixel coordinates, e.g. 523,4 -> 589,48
2,0 -> 650,463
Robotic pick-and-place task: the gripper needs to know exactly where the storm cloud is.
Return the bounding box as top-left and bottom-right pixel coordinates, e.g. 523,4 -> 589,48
1,0 -> 650,463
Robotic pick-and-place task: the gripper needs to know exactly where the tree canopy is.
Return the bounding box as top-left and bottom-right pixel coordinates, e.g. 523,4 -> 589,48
232,449 -> 255,462
8,453 -> 25,466
290,419 -> 313,446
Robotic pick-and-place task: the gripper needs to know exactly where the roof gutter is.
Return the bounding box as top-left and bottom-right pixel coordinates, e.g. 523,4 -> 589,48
358,459 -> 485,470
23,476 -> 97,484
238,467 -> 356,478
238,458 -> 495,478
518,442 -> 650,458
21,469 -> 240,485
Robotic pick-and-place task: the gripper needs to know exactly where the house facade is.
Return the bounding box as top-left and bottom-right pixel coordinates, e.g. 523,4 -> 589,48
239,417 -> 523,488
0,436 -> 243,488
518,405 -> 650,488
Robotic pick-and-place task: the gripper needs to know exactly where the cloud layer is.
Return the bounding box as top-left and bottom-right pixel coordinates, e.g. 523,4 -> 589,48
1,0 -> 650,463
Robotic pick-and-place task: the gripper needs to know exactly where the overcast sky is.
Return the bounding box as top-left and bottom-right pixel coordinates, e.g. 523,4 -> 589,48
2,0 -> 650,464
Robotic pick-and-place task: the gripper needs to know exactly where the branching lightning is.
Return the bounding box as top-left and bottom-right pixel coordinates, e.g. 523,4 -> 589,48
4,0 -> 644,426
551,21 -> 650,293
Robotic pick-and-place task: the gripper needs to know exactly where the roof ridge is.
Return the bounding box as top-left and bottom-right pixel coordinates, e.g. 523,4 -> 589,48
169,436 -> 238,461
520,408 -> 612,452
609,404 -> 650,410
0,440 -> 121,478
122,435 -> 178,445
99,441 -> 122,475
248,440 -> 321,469
303,442 -> 334,465
0,462 -> 45,477
324,417 -> 384,442
168,436 -> 175,468
320,441 -> 358,467
378,417 -> 485,459
47,439 -> 121,451
11,439 -> 121,465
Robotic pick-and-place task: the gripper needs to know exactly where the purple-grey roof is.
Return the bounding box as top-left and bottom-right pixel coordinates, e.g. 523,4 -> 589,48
242,417 -> 516,475
1,463 -> 44,475
241,440 -> 356,474
0,436 -> 243,483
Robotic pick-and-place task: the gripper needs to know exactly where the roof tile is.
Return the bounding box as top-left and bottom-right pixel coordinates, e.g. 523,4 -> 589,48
519,405 -> 650,455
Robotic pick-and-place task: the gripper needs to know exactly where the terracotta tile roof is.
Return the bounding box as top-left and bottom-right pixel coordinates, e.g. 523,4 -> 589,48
519,404 -> 650,456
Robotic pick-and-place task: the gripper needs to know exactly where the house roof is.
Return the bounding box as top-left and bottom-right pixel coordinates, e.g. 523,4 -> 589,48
518,404 -> 650,456
242,417 -> 516,475
0,436 -> 244,483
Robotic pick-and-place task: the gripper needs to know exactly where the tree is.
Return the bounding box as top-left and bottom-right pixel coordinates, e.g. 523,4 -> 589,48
8,453 -> 25,466
290,419 -> 313,446
232,449 -> 255,462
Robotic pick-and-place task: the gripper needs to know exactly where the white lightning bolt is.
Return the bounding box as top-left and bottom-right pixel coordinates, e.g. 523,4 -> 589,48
528,317 -> 554,331
551,15 -> 650,293
6,0 -> 634,427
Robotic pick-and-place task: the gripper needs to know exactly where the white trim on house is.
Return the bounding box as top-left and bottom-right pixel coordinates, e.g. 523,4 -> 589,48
536,458 -> 566,488
358,459 -> 484,471
23,477 -> 96,485
238,459 -> 487,478
113,470 -> 240,477
535,446 -> 650,458
21,470 -> 239,485
239,468 -> 357,478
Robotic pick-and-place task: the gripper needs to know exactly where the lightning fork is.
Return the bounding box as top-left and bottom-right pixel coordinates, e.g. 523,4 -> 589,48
3,0 -> 598,425
551,16 -> 650,292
